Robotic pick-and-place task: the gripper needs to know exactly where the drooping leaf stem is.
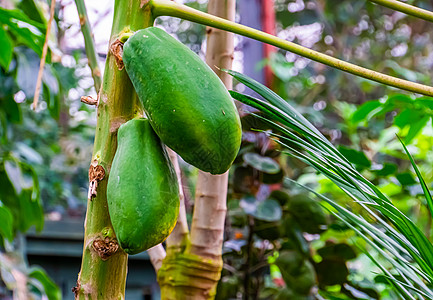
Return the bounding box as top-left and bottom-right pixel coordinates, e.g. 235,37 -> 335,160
147,0 -> 433,97
75,0 -> 102,92
368,0 -> 433,23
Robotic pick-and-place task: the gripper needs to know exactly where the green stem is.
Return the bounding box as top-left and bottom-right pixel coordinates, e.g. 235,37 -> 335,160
368,0 -> 433,23
74,0 -> 102,92
75,1 -> 154,299
148,0 -> 433,97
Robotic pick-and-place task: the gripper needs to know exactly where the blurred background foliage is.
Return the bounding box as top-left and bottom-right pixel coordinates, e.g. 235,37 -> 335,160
2,0 -> 433,299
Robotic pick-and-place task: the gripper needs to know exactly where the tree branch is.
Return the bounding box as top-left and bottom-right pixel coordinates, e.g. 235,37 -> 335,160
368,0 -> 433,23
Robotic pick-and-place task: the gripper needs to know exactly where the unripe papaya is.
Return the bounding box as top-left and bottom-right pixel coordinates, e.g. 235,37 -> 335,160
123,27 -> 242,174
107,118 -> 179,254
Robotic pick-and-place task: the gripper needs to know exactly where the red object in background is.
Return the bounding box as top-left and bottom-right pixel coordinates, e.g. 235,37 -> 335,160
262,0 -> 276,88
273,277 -> 286,288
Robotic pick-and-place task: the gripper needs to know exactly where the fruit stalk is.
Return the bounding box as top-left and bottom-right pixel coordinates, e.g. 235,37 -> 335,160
148,0 -> 433,96
74,1 -> 153,299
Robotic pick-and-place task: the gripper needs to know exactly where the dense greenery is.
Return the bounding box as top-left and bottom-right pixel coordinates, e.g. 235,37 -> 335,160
0,1 -> 94,298
2,0 -> 433,299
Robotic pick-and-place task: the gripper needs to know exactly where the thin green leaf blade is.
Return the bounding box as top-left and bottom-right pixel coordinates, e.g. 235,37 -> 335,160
397,135 -> 433,219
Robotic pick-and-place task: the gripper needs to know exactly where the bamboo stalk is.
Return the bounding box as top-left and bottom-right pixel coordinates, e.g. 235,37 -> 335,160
368,0 -> 433,23
74,1 -> 154,299
148,0 -> 433,96
74,0 -> 102,92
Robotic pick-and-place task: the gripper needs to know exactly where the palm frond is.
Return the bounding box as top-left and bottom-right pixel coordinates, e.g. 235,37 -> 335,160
228,69 -> 433,298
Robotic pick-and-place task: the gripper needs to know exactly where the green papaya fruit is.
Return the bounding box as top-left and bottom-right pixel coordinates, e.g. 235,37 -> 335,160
107,118 -> 179,254
123,27 -> 242,175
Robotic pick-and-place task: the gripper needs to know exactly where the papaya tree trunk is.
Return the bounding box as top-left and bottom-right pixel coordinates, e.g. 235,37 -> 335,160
74,1 -> 153,299
189,0 -> 236,258
156,0 -> 236,298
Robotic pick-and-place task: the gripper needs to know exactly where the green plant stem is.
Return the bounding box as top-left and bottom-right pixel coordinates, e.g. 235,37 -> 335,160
368,0 -> 433,23
74,0 -> 102,92
148,0 -> 433,97
75,1 -> 153,299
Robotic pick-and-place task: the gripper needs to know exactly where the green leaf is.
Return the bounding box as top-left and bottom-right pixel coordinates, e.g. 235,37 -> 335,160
364,250 -> 418,299
0,110 -> 7,143
415,97 -> 433,110
239,196 -> 257,215
387,94 -> 414,106
396,173 -> 417,186
20,161 -> 41,203
227,70 -> 325,139
275,251 -> 316,294
385,60 -> 419,82
28,266 -> 61,300
0,7 -> 45,30
317,243 -> 356,261
4,159 -> 23,195
404,115 -> 429,144
0,162 -> 19,210
18,188 -> 43,232
1,158 -> 43,233
0,7 -> 46,57
240,197 -> 282,222
287,195 -> 327,234
18,0 -> 45,24
43,80 -> 60,119
373,163 -> 397,177
0,26 -> 13,70
315,258 -> 348,286
268,52 -> 295,82
254,199 -> 282,222
0,205 -> 14,241
2,95 -> 22,124
397,136 -> 433,220
394,109 -> 422,129
243,152 -> 280,174
337,146 -> 371,168
351,100 -> 382,123
230,71 -> 433,298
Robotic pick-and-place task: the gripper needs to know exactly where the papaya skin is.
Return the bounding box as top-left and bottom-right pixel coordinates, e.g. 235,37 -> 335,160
107,118 -> 179,255
123,27 -> 242,175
